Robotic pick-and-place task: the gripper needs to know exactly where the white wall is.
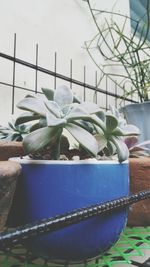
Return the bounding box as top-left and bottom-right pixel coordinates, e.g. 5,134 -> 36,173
0,0 -> 130,125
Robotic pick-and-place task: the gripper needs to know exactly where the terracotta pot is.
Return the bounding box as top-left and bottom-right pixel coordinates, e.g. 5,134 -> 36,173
128,157 -> 150,226
0,141 -> 25,160
0,161 -> 22,231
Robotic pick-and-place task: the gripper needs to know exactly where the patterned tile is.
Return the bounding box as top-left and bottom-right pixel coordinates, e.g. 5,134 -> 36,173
0,227 -> 150,267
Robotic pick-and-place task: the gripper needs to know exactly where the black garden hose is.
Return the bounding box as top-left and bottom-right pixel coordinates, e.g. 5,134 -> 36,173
0,190 -> 150,249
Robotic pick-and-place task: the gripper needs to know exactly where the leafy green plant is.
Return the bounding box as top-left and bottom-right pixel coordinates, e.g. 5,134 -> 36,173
124,136 -> 150,157
0,120 -> 31,141
83,0 -> 150,102
15,85 -> 139,162
108,105 -> 150,157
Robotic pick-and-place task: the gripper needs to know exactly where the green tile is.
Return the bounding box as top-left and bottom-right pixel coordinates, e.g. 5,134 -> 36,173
0,227 -> 150,267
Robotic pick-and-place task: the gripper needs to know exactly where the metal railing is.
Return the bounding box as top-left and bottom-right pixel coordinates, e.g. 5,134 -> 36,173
0,34 -> 138,116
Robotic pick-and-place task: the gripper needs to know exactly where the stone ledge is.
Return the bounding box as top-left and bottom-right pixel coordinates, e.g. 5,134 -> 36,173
0,141 -> 25,160
0,161 -> 22,231
128,157 -> 150,226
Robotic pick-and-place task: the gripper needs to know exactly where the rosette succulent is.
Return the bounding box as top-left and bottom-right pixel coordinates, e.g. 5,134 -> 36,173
15,85 -> 139,161
0,120 -> 31,141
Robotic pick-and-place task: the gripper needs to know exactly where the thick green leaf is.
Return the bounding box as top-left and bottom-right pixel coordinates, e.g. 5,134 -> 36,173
73,120 -> 94,133
106,115 -> 118,132
54,85 -> 73,107
73,95 -> 81,103
5,133 -> 21,141
91,114 -> 106,131
68,113 -> 106,132
66,106 -> 88,121
39,117 -> 47,127
16,123 -> 30,133
0,129 -> 12,134
110,136 -> 129,162
0,134 -> 5,138
30,123 -> 41,132
107,141 -> 116,155
25,94 -> 36,98
23,126 -> 61,154
96,111 -> 106,122
42,88 -> 54,100
120,124 -> 140,136
61,105 -> 71,116
46,113 -> 66,127
17,97 -> 46,116
45,101 -> 61,118
8,121 -> 16,131
21,133 -> 28,140
94,131 -> 107,152
15,112 -> 41,125
65,123 -> 98,157
112,127 -> 124,136
80,102 -> 101,114
11,133 -> 22,141
0,126 -> 7,130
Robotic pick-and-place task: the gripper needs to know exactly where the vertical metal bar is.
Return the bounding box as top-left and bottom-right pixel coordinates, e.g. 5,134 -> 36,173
106,76 -> 108,110
35,44 -> 38,94
131,87 -> 133,102
70,59 -> 72,89
115,81 -> 117,108
123,85 -> 126,107
12,33 -> 16,114
54,52 -> 57,89
83,66 -> 86,101
95,71 -> 98,104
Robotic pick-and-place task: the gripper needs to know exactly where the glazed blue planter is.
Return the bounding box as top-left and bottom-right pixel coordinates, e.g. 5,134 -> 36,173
9,159 -> 129,262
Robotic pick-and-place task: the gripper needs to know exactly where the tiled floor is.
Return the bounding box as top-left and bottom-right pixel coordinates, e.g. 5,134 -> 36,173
0,227 -> 150,267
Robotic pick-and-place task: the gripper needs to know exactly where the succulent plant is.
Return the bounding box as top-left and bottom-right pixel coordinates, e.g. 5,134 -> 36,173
108,106 -> 150,158
124,136 -> 150,157
93,111 -> 140,161
0,120 -> 31,141
108,106 -> 140,134
15,85 -> 139,162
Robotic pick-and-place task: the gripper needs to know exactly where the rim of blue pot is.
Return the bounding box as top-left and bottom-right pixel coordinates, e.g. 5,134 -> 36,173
9,157 -> 128,165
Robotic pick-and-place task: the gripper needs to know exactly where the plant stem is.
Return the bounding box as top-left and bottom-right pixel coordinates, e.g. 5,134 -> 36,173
51,129 -> 62,160
83,0 -> 150,102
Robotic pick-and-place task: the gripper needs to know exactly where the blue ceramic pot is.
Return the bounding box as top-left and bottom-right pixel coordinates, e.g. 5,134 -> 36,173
10,159 -> 129,262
